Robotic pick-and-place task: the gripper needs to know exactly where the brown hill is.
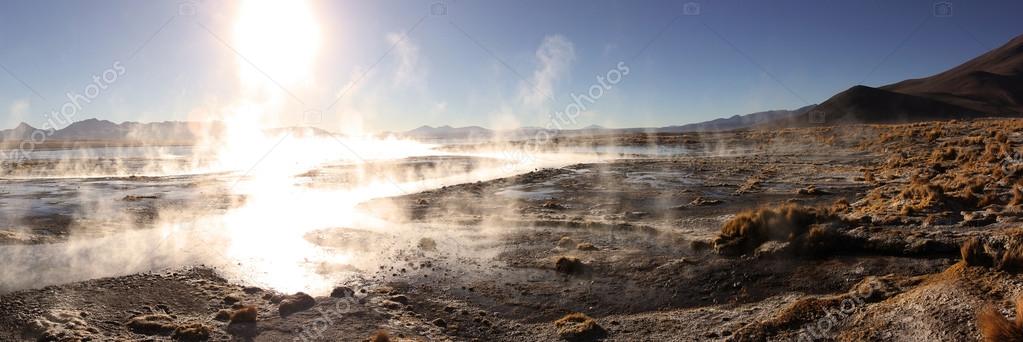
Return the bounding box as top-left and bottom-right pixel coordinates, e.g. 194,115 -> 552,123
884,34 -> 1023,115
773,85 -> 982,127
778,33 -> 1023,126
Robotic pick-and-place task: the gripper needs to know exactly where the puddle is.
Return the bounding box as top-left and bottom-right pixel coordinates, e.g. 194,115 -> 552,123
495,186 -> 563,201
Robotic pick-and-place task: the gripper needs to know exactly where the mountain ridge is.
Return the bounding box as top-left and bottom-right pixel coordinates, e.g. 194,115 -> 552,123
776,33 -> 1023,126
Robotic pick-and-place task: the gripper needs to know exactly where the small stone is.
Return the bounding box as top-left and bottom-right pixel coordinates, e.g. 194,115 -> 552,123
229,306 -> 258,324
278,293 -> 316,317
330,286 -> 355,298
555,257 -> 585,274
214,309 -> 231,322
223,294 -> 242,305
389,295 -> 410,305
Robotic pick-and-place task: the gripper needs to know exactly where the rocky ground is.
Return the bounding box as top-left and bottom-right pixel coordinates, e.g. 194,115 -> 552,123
3,118 -> 1023,341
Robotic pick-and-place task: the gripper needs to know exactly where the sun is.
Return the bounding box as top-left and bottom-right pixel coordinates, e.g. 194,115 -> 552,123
212,0 -> 323,171
233,0 -> 321,91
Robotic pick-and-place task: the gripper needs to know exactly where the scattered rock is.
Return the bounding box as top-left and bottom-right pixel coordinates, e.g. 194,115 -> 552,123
265,293 -> 286,304
576,243 -> 599,251
127,314 -> 177,335
230,306 -> 258,324
330,286 -> 355,298
655,258 -> 696,271
555,257 -> 585,275
278,292 -> 316,316
418,237 -> 438,251
690,197 -> 723,206
123,195 -> 159,201
624,211 -> 649,220
796,185 -> 828,196
29,309 -> 96,341
388,295 -> 410,305
690,239 -> 713,252
432,318 -> 447,327
542,200 -> 567,210
213,309 -> 231,322
223,294 -> 242,305
961,211 -> 997,227
753,241 -> 792,259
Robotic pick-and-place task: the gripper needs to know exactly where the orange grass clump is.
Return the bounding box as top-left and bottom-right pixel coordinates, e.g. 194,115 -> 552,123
978,297 -> 1023,342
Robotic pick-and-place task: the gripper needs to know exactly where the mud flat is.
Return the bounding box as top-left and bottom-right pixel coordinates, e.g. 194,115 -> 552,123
4,119 -> 1023,341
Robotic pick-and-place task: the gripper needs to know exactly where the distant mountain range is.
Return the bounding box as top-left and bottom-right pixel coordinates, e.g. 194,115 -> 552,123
655,106 -> 817,132
3,33 -> 1022,142
0,119 -> 209,143
400,125 -> 493,140
0,119 -> 332,144
381,108 -> 816,140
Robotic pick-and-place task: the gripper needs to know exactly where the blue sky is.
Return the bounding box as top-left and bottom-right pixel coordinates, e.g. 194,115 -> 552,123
0,0 -> 1021,132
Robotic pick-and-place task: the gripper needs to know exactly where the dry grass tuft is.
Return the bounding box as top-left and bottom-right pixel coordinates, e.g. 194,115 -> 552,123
929,146 -> 960,163
554,313 -> 607,342
982,140 -> 1012,164
369,330 -> 391,342
896,175 -> 946,214
1001,245 -> 1023,273
962,238 -> 994,267
829,199 -> 851,214
959,233 -> 1023,272
172,323 -> 212,341
863,169 -> 876,183
714,204 -> 830,256
978,297 -> 1023,342
1011,185 -> 1023,207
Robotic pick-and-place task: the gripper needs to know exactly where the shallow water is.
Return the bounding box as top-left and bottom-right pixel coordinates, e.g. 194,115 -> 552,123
0,142 -> 631,294
10,146 -> 196,160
